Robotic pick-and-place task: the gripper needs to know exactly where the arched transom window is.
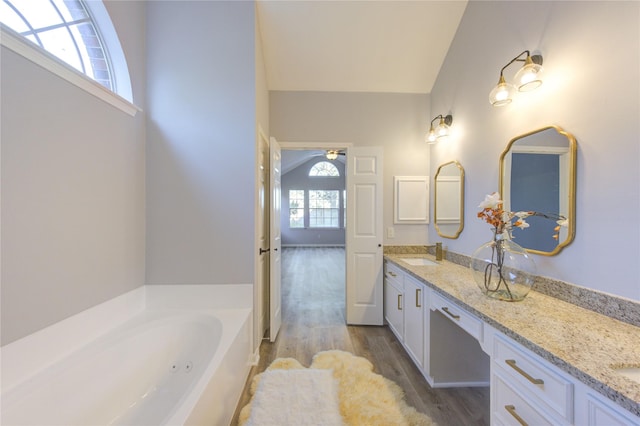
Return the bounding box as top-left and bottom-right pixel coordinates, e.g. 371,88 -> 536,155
1,0 -> 125,96
309,161 -> 340,177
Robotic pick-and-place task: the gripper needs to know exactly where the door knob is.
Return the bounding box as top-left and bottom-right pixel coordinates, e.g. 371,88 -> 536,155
259,248 -> 270,254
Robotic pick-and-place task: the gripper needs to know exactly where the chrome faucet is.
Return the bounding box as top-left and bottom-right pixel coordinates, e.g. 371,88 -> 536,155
435,242 -> 443,261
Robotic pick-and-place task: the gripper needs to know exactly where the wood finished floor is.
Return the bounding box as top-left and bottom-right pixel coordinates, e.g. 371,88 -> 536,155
231,247 -> 489,426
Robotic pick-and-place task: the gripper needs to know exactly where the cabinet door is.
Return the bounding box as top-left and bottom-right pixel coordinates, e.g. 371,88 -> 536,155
584,394 -> 640,426
404,275 -> 424,368
574,380 -> 640,426
384,278 -> 404,340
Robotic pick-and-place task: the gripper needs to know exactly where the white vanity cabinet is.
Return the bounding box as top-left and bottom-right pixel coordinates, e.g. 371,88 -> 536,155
383,262 -> 404,339
489,328 -> 640,426
574,379 -> 640,426
383,258 -> 640,426
383,261 -> 427,369
403,274 -> 425,369
383,260 -> 490,387
490,331 -> 574,425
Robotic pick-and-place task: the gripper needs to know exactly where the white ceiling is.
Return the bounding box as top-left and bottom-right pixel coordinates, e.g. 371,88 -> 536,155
256,0 -> 468,94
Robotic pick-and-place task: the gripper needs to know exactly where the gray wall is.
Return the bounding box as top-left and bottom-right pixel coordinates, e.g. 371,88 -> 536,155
270,91 -> 431,246
145,1 -> 257,285
0,1 -> 147,345
281,157 -> 346,246
429,1 -> 640,300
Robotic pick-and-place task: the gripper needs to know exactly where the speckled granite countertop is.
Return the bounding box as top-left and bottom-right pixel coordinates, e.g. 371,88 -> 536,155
384,253 -> 640,417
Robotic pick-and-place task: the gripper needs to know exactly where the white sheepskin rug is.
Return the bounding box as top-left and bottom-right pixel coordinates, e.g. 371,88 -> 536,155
239,350 -> 435,426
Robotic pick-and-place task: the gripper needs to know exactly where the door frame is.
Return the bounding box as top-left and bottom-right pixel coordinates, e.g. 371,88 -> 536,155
253,126 -> 270,357
269,137 -> 282,342
276,141 -> 353,318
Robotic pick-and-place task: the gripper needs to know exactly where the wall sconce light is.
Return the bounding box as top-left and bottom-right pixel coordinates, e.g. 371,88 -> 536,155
489,50 -> 544,107
426,114 -> 453,144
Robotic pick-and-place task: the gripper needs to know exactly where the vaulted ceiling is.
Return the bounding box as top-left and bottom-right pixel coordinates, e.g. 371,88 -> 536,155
256,1 -> 468,172
256,0 -> 468,94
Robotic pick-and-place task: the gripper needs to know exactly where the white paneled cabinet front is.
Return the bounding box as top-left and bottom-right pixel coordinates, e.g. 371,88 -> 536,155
403,274 -> 425,369
492,333 -> 574,423
383,262 -> 404,339
383,261 -> 427,370
490,329 -> 574,425
491,330 -> 640,426
490,329 -> 640,426
574,374 -> 640,426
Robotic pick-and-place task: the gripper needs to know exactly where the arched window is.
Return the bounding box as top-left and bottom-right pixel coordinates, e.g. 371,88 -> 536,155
1,0 -> 133,106
309,161 -> 340,177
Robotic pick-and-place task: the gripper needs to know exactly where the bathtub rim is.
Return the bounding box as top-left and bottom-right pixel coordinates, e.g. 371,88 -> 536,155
1,284 -> 252,394
0,286 -> 147,393
1,309 -> 244,425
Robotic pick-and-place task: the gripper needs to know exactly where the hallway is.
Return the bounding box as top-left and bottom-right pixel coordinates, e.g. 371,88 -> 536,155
232,247 -> 489,425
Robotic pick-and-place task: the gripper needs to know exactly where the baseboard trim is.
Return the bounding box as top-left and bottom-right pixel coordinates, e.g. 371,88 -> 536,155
282,244 -> 345,248
249,348 -> 260,366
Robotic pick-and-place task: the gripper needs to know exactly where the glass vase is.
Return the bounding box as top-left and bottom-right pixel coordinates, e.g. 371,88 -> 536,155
470,234 -> 537,302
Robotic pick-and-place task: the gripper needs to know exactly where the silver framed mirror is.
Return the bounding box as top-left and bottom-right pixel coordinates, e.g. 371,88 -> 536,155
434,160 -> 465,239
499,125 -> 577,255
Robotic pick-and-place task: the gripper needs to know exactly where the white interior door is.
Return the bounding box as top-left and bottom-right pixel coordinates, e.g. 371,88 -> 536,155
346,146 -> 383,325
257,130 -> 270,341
269,137 -> 282,341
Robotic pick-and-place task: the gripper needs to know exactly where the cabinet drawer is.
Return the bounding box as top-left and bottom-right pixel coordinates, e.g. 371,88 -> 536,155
493,335 -> 573,422
493,369 -> 567,426
384,262 -> 404,285
430,290 -> 483,341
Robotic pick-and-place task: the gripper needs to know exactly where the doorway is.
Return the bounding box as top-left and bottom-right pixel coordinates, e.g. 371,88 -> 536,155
279,147 -> 348,327
260,142 -> 384,346
279,143 -> 385,328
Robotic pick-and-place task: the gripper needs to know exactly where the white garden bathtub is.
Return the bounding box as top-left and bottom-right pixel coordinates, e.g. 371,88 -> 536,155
1,285 -> 253,426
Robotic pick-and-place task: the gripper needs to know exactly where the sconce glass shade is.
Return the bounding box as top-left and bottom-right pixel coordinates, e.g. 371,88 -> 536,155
426,126 -> 437,144
489,75 -> 516,106
515,55 -> 544,91
436,117 -> 450,140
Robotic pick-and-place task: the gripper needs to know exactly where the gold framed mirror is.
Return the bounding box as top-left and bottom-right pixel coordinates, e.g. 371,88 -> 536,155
434,160 -> 465,239
499,125 -> 577,255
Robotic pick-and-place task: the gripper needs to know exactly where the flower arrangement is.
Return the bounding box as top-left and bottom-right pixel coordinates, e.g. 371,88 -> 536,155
477,192 -> 567,241
471,192 -> 567,301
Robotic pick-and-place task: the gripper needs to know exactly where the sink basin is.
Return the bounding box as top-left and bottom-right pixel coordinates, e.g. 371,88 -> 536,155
611,365 -> 640,383
399,258 -> 438,266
